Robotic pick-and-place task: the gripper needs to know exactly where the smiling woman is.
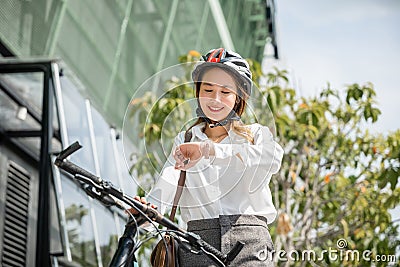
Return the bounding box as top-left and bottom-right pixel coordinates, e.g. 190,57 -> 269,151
133,48 -> 284,266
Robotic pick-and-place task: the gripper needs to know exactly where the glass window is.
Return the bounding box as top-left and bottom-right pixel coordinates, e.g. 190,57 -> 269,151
60,76 -> 96,175
61,176 -> 98,267
0,71 -> 61,156
90,107 -> 119,186
50,174 -> 63,255
116,136 -> 138,195
0,73 -> 43,119
0,84 -> 41,132
92,204 -> 119,266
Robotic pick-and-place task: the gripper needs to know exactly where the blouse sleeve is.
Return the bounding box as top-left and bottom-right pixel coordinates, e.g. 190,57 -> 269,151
211,124 -> 284,192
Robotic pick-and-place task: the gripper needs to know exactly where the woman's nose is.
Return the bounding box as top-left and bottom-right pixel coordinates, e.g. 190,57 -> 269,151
210,91 -> 222,101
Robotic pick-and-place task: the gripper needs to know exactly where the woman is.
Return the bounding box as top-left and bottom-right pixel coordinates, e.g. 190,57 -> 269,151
140,48 -> 283,266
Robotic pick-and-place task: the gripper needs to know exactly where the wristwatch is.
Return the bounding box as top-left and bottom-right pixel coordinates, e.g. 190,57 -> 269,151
202,139 -> 213,159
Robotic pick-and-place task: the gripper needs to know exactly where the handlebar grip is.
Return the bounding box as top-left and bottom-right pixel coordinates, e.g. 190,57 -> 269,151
56,141 -> 82,161
198,240 -> 226,262
225,241 -> 244,264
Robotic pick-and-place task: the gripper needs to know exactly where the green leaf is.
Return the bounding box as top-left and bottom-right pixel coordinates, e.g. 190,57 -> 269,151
354,87 -> 363,100
371,108 -> 381,122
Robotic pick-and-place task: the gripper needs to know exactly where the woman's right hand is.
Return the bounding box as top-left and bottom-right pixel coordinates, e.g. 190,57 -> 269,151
173,142 -> 205,170
125,196 -> 157,215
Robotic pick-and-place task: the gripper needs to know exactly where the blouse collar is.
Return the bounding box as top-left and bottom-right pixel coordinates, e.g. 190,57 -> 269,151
190,122 -> 245,142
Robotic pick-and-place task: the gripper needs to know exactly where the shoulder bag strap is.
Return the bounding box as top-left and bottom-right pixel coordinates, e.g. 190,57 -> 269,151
169,130 -> 192,221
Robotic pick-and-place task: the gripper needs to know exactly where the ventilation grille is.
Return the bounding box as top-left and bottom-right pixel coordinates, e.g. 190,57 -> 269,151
1,161 -> 31,267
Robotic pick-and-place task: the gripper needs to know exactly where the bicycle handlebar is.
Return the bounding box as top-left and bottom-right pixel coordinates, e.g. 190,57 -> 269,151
54,141 -> 243,266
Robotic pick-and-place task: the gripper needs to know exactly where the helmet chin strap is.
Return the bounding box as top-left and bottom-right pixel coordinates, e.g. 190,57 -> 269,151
196,107 -> 240,128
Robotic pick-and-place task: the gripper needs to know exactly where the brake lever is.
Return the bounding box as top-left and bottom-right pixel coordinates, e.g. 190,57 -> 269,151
80,181 -> 124,209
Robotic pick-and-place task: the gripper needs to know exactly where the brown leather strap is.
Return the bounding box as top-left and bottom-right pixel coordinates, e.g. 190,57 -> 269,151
169,170 -> 186,221
169,130 -> 192,221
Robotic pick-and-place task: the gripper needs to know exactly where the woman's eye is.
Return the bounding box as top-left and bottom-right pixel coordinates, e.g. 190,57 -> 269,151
222,91 -> 231,94
204,89 -> 213,93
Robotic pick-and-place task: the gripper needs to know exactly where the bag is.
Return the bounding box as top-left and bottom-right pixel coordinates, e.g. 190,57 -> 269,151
150,234 -> 179,267
150,130 -> 192,267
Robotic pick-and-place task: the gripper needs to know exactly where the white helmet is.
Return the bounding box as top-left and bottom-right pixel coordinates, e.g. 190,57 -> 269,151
192,48 -> 253,96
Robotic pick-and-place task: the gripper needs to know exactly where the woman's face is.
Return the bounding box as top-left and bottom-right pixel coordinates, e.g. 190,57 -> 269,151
198,68 -> 238,122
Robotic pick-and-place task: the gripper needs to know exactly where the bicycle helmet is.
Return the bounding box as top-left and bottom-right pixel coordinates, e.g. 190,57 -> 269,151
192,48 -> 252,128
192,48 -> 252,96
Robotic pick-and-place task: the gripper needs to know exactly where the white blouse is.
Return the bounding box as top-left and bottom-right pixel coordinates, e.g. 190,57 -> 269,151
147,122 -> 284,225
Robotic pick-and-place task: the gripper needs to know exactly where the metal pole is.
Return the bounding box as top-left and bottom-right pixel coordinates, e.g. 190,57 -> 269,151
36,64 -> 53,267
156,0 -> 179,73
52,62 -> 73,261
195,3 -> 210,51
207,0 -> 235,51
103,0 -> 134,111
44,0 -> 69,55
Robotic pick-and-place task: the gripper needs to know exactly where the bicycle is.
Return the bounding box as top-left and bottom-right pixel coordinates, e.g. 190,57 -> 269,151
55,141 -> 244,267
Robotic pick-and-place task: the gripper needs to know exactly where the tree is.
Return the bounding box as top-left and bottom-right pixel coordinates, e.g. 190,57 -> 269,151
255,64 -> 400,266
127,51 -> 400,266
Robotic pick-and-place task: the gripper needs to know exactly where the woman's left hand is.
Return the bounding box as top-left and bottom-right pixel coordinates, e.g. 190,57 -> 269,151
173,142 -> 203,170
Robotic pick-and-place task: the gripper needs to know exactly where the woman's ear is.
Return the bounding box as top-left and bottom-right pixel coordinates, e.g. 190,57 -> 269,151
233,98 -> 242,114
235,96 -> 241,104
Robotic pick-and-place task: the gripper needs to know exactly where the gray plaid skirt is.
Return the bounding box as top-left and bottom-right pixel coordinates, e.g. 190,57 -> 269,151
179,214 -> 274,266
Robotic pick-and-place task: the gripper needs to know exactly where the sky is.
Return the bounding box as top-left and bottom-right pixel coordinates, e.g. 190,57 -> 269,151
271,1 -> 400,222
273,0 -> 400,134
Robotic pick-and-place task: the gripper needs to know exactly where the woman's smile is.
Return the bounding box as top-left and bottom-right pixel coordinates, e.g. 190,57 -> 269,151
207,105 -> 224,113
